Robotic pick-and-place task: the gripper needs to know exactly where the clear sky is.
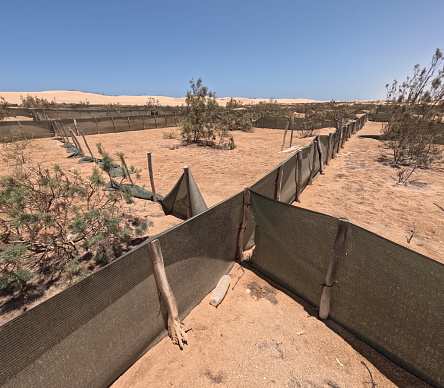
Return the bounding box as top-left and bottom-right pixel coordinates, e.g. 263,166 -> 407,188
1,0 -> 443,100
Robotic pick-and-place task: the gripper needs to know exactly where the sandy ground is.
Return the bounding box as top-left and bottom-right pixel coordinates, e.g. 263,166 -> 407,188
0,90 -> 322,107
110,121 -> 441,388
1,120 -> 441,387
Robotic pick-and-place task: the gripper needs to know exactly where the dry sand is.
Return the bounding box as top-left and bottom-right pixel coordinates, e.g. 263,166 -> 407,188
1,116 -> 441,387
0,90 -> 322,107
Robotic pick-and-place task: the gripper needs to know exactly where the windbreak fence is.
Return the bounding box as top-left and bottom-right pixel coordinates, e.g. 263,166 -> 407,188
1,113 -> 443,388
0,114 -> 176,141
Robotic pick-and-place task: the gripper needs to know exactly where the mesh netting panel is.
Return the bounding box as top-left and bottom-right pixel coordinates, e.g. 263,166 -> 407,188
299,145 -> 311,189
160,170 -> 207,219
330,223 -> 444,386
129,117 -> 146,130
96,118 -> 117,134
250,165 -> 279,199
249,192 -> 337,307
319,135 -> 329,166
308,141 -> 320,178
0,244 -> 165,388
114,117 -> 131,132
76,120 -> 98,135
154,192 -> 242,318
279,154 -> 296,204
12,121 -> 54,139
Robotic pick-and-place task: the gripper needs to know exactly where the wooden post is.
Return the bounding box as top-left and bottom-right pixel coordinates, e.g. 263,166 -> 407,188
164,115 -> 168,128
275,164 -> 284,201
94,117 -> 99,134
73,119 -> 79,136
316,135 -> 325,175
121,155 -> 135,186
281,120 -> 290,151
326,133 -> 333,165
148,239 -> 188,349
308,140 -> 317,185
127,116 -> 131,131
184,166 -> 192,219
80,130 -> 95,160
319,218 -> 349,320
111,116 -> 116,132
147,152 -> 157,202
142,114 -> 146,130
289,116 -> 295,148
69,129 -> 84,156
154,114 -> 158,129
237,188 -> 251,260
295,151 -> 302,202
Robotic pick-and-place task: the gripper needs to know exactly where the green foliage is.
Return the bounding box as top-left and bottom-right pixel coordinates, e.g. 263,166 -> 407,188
0,158 -> 152,297
0,243 -> 27,263
383,48 -> 444,182
0,270 -> 35,292
20,94 -> 56,108
0,96 -> 10,120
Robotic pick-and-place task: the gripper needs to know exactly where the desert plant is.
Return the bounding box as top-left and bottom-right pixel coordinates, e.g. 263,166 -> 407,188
0,158 -> 150,296
383,48 -> 444,183
0,96 -> 9,120
19,95 -> 56,109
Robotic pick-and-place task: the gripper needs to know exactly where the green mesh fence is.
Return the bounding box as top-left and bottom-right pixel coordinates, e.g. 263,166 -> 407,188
330,223 -> 444,387
0,121 -> 54,141
0,193 -> 242,388
248,192 -> 444,387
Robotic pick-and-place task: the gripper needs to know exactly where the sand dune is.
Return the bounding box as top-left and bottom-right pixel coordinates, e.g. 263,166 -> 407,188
0,90 -> 323,106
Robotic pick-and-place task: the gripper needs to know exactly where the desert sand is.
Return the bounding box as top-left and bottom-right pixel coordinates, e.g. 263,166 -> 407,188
1,105 -> 441,387
0,90 -> 323,107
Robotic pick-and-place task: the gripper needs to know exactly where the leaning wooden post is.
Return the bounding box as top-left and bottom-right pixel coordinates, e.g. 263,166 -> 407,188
69,129 -> 85,156
111,116 -> 117,132
73,118 -> 80,136
148,239 -> 188,349
281,119 -> 289,151
120,155 -> 135,186
319,217 -> 349,320
316,135 -> 325,175
184,166 -> 192,219
147,152 -> 157,202
295,151 -> 302,202
80,130 -> 95,160
275,164 -> 284,201
237,188 -> 251,260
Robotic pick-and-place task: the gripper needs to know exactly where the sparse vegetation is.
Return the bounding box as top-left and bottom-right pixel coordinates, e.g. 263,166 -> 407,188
383,48 -> 444,183
0,144 -> 150,298
0,96 -> 9,120
19,94 -> 56,108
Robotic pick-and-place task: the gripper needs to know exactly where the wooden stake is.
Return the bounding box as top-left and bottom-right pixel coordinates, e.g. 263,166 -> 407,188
127,116 -> 131,131
316,135 -> 325,175
326,133 -> 333,165
319,218 -> 349,320
73,119 -> 79,136
69,129 -> 85,156
237,188 -> 251,260
154,114 -> 158,129
121,155 -> 135,186
147,152 -> 157,202
80,130 -> 95,160
184,166 -> 192,219
111,116 -> 116,132
275,164 -> 284,201
281,120 -> 289,151
148,239 -> 188,349
289,116 -> 295,147
164,115 -> 168,128
16,121 -> 25,139
295,151 -> 302,202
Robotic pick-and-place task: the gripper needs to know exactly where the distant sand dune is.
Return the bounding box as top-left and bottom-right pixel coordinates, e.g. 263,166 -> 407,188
0,90 -> 324,106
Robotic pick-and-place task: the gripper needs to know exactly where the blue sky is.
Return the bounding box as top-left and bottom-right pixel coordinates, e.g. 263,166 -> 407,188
1,0 -> 443,100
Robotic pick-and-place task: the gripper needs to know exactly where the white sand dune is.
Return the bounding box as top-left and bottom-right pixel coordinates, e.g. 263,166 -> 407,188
0,90 -> 323,106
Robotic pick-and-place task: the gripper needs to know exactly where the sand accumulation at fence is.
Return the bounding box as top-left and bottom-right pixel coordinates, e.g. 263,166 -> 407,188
1,113 -> 443,388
